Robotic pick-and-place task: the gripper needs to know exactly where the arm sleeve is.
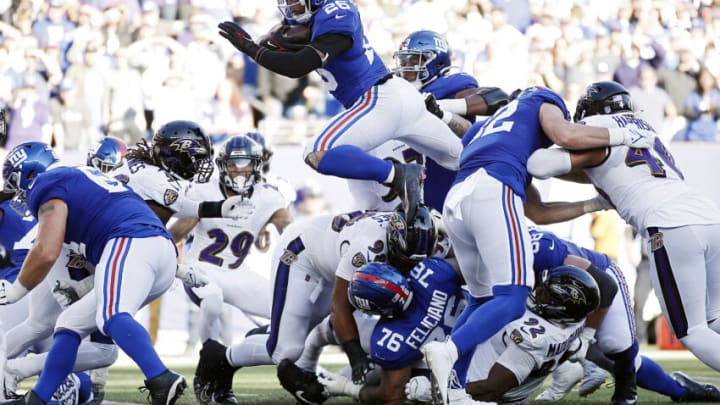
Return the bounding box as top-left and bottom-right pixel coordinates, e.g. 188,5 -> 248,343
527,148 -> 572,179
586,264 -> 618,308
255,33 -> 352,78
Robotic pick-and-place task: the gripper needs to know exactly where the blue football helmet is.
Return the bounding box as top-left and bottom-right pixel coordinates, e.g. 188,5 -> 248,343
348,262 -> 413,318
245,131 -> 273,174
388,204 -> 438,269
393,30 -> 451,89
277,0 -> 325,24
216,135 -> 263,195
2,142 -> 58,199
152,120 -> 214,183
87,136 -> 127,173
528,265 -> 601,324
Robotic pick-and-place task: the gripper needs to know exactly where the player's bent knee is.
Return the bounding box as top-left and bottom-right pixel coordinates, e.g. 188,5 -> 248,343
304,151 -> 325,170
90,342 -> 120,367
597,336 -> 630,355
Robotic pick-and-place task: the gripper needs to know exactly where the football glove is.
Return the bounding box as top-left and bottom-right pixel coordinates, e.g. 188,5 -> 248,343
405,375 -> 432,402
52,278 -> 94,308
0,279 -> 29,305
317,370 -> 360,400
218,21 -> 262,59
341,339 -> 375,384
0,243 -> 14,268
608,127 -> 655,149
176,263 -> 209,288
221,195 -> 255,220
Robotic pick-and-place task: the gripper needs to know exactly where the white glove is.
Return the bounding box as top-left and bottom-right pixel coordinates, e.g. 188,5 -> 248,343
405,375 -> 432,403
0,279 -> 29,305
176,263 -> 209,288
317,369 -> 361,400
608,127 -> 656,149
221,195 -> 255,220
52,278 -> 94,308
582,194 -> 613,214
569,326 -> 596,362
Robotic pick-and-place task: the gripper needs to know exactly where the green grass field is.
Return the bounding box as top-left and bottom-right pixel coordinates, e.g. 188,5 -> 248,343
18,357 -> 720,404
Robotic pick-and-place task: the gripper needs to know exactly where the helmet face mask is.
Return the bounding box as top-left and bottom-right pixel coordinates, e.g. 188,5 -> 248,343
216,135 -> 263,195
348,262 -> 414,318
152,120 -> 214,183
527,265 -> 601,324
393,30 -> 451,89
277,0 -> 323,24
574,81 -> 634,122
87,136 -> 127,173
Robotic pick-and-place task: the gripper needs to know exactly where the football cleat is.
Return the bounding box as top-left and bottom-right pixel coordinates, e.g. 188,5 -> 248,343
672,371 -> 720,402
140,370 -> 186,405
1,368 -> 21,401
611,370 -> 637,405
194,339 -> 234,405
387,162 -> 425,223
578,359 -> 609,397
277,359 -> 328,405
422,340 -> 457,405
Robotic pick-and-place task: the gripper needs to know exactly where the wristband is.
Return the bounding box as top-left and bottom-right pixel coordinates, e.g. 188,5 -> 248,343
440,111 -> 453,124
7,280 -> 29,303
607,128 -> 624,146
437,98 -> 468,115
198,201 -> 223,218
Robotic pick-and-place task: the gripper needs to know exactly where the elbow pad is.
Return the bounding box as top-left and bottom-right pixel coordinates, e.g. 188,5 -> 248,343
586,264 -> 618,308
527,148 -> 572,179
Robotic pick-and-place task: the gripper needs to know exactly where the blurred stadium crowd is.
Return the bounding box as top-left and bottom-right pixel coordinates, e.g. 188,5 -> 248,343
0,0 -> 718,157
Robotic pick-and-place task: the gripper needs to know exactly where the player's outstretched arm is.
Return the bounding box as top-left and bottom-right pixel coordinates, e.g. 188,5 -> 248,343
332,276 -> 374,384
524,183 -> 611,225
540,103 -> 655,150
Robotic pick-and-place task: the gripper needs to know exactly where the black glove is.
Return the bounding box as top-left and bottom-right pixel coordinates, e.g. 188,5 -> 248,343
424,93 -> 444,120
218,21 -> 262,59
477,87 -> 510,115
341,339 -> 375,384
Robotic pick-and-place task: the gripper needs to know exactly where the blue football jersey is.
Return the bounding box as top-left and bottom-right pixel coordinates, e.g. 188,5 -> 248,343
371,258 -> 464,368
422,72 -> 479,211
456,87 -> 569,200
25,166 -> 171,264
0,200 -> 35,281
311,0 -> 388,108
529,228 -> 611,275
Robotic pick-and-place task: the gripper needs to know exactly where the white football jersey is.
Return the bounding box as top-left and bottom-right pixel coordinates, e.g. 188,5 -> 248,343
185,181 -> 288,272
580,114 -> 720,234
467,308 -> 584,404
279,211 -> 392,282
109,159 -> 196,215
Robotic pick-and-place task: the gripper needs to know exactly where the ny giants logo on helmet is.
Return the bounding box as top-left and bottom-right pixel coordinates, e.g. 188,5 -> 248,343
6,148 -> 28,168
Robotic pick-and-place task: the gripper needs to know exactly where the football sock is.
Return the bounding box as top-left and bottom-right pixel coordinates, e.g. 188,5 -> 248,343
449,295 -> 491,387
104,312 -> 166,379
636,355 -> 686,399
34,329 -> 81,401
317,145 -> 393,183
451,285 -> 529,356
296,317 -> 337,372
227,334 -> 273,367
607,340 -> 638,376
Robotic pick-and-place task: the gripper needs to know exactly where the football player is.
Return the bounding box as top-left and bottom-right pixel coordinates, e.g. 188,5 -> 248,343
530,227 -> 720,403
422,86 -> 656,404
461,265 -> 600,404
218,0 -> 463,223
168,135 -> 291,404
0,142 -> 186,405
313,258 -> 465,405
528,81 -> 720,373
191,206 -> 439,405
86,136 -> 127,174
348,30 -> 509,214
